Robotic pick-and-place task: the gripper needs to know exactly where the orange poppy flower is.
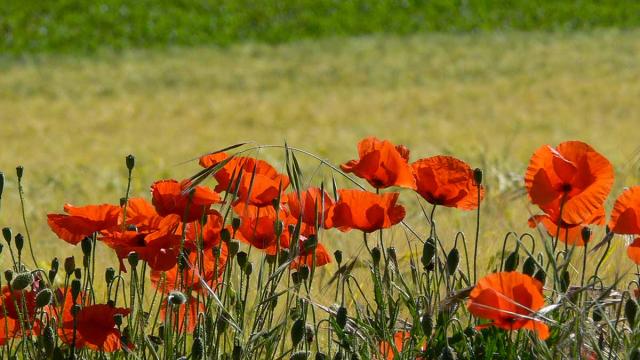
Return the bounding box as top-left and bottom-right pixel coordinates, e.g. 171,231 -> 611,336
528,206 -> 605,246
234,209 -> 290,255
330,189 -> 406,233
0,286 -> 39,344
151,179 -> 221,222
199,153 -> 289,207
151,242 -> 228,295
48,204 -> 122,245
291,239 -> 331,269
627,238 -> 640,264
184,210 -> 224,251
609,186 -> 640,235
379,331 -> 426,360
525,141 -> 614,226
411,155 -> 484,210
467,272 -> 549,340
284,187 -> 334,236
59,298 -> 130,352
160,295 -> 204,334
341,137 -> 416,190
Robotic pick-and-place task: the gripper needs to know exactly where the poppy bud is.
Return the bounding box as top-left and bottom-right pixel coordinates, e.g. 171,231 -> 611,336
631,349 -> 640,360
64,256 -> 75,276
74,268 -> 82,279
105,267 -> 116,284
221,228 -> 231,242
51,257 -> 59,272
81,237 -> 92,255
440,345 -> 457,360
522,256 -> 536,276
581,227 -> 592,244
534,269 -> 546,284
12,272 -> 34,290
228,241 -> 239,257
119,197 -> 127,207
216,316 -> 228,333
336,306 -> 347,329
560,270 -> 570,293
16,166 -> 23,180
305,324 -> 314,343
232,344 -> 243,360
592,306 -> 604,322
386,247 -> 397,263
421,237 -> 436,269
626,298 -> 638,328
473,168 -> 483,186
279,249 -> 290,265
334,250 -> 342,266
503,251 -> 519,272
333,353 -> 343,360
48,270 -> 56,284
2,227 -> 11,244
112,313 -> 123,327
41,324 -> 55,355
274,220 -> 284,236
168,291 -> 187,306
71,279 -> 81,302
446,248 -> 460,276
315,353 -> 328,360
0,172 -> 4,199
128,251 -> 139,268
4,269 -> 12,283
291,318 -> 305,346
420,313 -> 433,336
290,351 -> 309,360
244,262 -> 253,276
291,272 -> 301,285
71,304 -> 81,317
14,233 -> 24,254
192,337 -> 204,360
298,265 -> 310,281
212,246 -> 222,258
125,154 -> 135,171
36,288 -> 53,307
236,251 -> 248,269
371,247 -> 381,265
231,217 -> 241,231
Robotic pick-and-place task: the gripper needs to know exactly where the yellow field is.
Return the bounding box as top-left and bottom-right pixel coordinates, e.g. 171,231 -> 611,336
1,30 -> 639,280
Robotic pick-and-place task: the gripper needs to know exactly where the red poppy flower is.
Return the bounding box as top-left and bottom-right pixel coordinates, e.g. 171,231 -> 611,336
411,155 -> 484,210
284,187 -> 334,236
525,141 -> 614,226
330,189 -> 406,233
0,286 -> 39,344
379,331 -> 426,360
291,239 -> 331,269
199,153 -> 289,207
151,179 -> 221,222
627,238 -> 640,265
160,295 -> 204,334
48,204 -> 122,245
184,210 -> 224,251
341,137 -> 416,190
234,208 -> 290,255
528,206 -> 605,246
58,297 -> 130,352
609,186 -> 640,235
467,272 -> 549,340
151,242 -> 228,295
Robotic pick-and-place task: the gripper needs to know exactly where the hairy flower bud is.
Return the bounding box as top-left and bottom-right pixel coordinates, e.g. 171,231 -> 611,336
12,272 -> 34,290
16,166 -> 23,180
168,291 -> 187,306
2,227 -> 11,244
14,233 -> 24,254
236,251 -> 248,269
127,251 -> 139,268
71,279 -> 82,302
81,237 -> 92,255
336,306 -> 347,329
105,267 -> 116,284
36,288 -> 53,307
192,337 -> 204,360
64,256 -> 75,276
125,154 -> 136,171
291,319 -> 305,347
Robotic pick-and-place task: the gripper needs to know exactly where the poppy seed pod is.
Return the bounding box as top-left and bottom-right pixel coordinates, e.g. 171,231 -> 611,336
12,272 -> 34,290
2,227 -> 11,244
36,288 -> 53,307
626,298 -> 638,328
334,250 -> 342,266
16,166 -> 23,180
228,241 -> 239,257
581,227 -> 592,244
503,251 -> 519,272
4,269 -> 12,283
291,319 -> 305,346
336,306 -> 347,329
446,248 -> 460,276
220,228 -> 231,242
125,154 -> 135,171
127,251 -> 139,268
105,267 -> 116,284
71,279 -> 82,301
236,251 -> 248,269
64,256 -> 75,276
522,256 -> 537,276
168,291 -> 187,306
191,337 -> 204,360
14,233 -> 24,254
371,247 -> 381,265
473,168 -> 483,186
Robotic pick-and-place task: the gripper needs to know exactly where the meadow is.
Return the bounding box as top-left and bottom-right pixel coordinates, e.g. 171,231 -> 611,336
2,30 -> 640,359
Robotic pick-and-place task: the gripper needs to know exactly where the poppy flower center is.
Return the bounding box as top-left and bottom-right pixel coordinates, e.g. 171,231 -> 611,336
561,183 -> 572,193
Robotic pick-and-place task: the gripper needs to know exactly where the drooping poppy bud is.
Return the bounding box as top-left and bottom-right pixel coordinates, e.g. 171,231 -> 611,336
36,288 -> 53,307
12,272 -> 34,290
291,319 -> 305,347
126,154 -> 136,171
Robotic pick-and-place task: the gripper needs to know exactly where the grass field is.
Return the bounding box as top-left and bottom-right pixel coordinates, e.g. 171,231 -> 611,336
1,30 -> 640,279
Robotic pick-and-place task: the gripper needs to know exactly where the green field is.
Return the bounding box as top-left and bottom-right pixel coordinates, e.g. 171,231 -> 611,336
1,30 -> 640,278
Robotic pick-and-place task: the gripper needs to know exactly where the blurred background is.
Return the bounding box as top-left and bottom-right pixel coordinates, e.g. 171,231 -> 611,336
1,1 -> 639,275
